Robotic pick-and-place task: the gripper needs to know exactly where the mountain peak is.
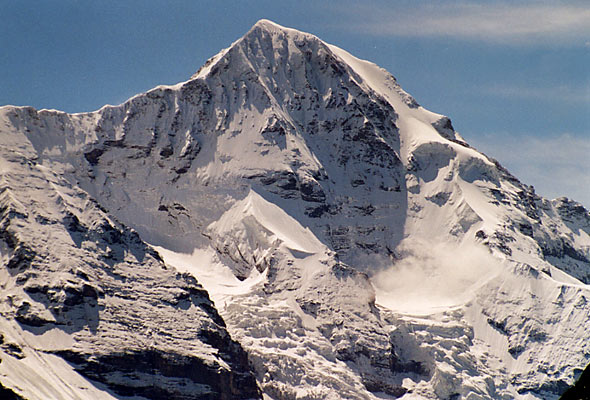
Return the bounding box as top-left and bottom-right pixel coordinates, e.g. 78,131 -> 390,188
4,20 -> 590,400
248,19 -> 314,39
251,18 -> 288,32
191,19 -> 322,80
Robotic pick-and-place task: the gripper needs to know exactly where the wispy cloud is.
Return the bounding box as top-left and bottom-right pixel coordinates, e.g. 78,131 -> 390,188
337,1 -> 590,45
481,84 -> 590,103
468,132 -> 590,207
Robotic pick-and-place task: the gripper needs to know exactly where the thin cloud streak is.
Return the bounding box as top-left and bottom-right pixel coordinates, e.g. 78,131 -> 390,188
339,2 -> 590,45
481,84 -> 590,103
469,133 -> 590,208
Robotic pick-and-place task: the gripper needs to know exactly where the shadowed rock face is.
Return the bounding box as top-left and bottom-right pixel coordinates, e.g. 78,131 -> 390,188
55,347 -> 256,400
0,381 -> 23,400
559,362 -> 590,400
0,145 -> 260,399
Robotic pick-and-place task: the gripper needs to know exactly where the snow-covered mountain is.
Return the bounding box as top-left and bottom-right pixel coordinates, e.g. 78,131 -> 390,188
0,112 -> 260,399
1,19 -> 589,399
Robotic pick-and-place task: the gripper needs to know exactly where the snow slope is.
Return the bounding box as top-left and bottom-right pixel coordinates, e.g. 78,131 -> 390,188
0,125 -> 260,399
1,19 -> 590,399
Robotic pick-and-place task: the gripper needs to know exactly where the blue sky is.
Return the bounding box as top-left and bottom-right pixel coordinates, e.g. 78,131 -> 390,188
1,1 -> 588,206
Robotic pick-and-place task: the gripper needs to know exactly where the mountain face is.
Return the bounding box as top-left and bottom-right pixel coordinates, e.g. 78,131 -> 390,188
0,117 -> 260,398
1,19 -> 589,399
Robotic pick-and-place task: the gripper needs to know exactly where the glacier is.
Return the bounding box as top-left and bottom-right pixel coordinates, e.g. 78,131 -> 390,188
1,19 -> 589,399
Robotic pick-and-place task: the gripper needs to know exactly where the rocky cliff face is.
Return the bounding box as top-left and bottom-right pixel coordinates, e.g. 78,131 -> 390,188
1,19 -> 589,400
0,129 -> 260,398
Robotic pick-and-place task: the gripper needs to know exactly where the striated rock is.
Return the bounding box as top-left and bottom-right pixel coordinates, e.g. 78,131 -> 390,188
0,143 -> 260,399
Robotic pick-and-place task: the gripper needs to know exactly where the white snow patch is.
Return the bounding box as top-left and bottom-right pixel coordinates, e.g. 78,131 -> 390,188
153,246 -> 266,306
0,317 -> 119,400
212,190 -> 326,255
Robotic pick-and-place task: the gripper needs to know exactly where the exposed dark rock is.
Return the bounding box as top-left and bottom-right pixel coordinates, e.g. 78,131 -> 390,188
57,348 -> 260,400
508,344 -> 525,358
64,211 -> 86,233
83,148 -> 104,166
353,204 -> 376,216
15,302 -> 52,328
299,180 -> 326,203
426,191 -> 451,206
297,299 -> 321,317
487,318 -> 509,335
518,222 -> 534,237
516,188 -> 541,221
362,377 -> 407,398
160,145 -> 173,158
490,231 -> 515,256
6,245 -> 35,270
519,379 -> 572,398
0,382 -> 24,400
554,198 -> 590,228
391,358 -> 429,376
0,334 -> 25,360
431,116 -> 469,147
560,362 -> 590,400
306,204 -> 330,218
96,221 -> 123,246
541,237 -> 590,264
475,230 -> 488,240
